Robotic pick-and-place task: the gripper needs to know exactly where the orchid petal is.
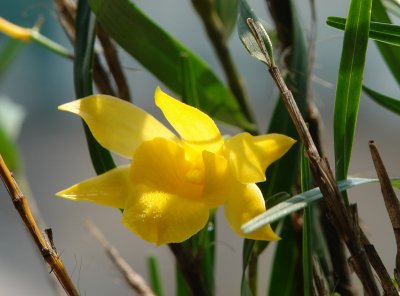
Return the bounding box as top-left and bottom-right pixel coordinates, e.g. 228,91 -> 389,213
224,133 -> 296,183
224,183 -> 280,241
59,95 -> 177,158
56,165 -> 131,209
201,151 -> 234,208
131,137 -> 203,199
121,185 -> 209,245
154,87 -> 223,152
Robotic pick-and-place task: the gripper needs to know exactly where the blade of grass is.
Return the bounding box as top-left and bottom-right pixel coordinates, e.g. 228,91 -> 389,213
327,17 -> 400,47
147,256 -> 164,296
74,0 -> 116,175
371,0 -> 400,86
88,0 -> 254,132
333,0 -> 372,194
242,177 -> 400,233
301,146 -> 313,296
363,85 -> 400,115
176,267 -> 190,296
267,217 -> 300,296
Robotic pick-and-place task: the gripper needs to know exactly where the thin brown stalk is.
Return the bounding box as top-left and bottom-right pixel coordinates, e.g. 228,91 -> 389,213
96,25 -> 131,101
85,220 -> 155,296
266,63 -> 379,295
0,154 -> 79,296
360,228 -> 397,295
369,141 -> 400,287
168,243 -> 210,296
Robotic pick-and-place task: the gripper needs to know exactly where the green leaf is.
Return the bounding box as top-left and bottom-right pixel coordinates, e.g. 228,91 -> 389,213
371,0 -> 400,86
88,0 -> 253,131
267,217 -> 300,296
176,266 -> 190,296
327,16 -> 400,47
242,178 -> 400,233
74,0 -> 116,175
0,125 -> 20,171
363,85 -> 400,115
333,0 -> 372,190
240,239 -> 255,296
147,256 -> 164,296
0,98 -> 25,171
301,146 -> 312,296
215,0 -> 238,38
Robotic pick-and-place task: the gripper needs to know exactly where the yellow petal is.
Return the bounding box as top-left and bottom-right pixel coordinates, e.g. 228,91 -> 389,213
0,18 -> 32,42
56,165 -> 131,208
154,87 -> 223,152
201,151 -> 234,208
121,185 -> 209,245
59,95 -> 177,158
131,137 -> 203,199
224,133 -> 296,183
224,183 -> 280,241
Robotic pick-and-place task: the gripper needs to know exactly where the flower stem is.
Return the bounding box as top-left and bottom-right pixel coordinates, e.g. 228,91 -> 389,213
31,30 -> 73,59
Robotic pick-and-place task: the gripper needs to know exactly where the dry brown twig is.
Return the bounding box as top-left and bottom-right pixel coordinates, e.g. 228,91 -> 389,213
246,18 -> 381,295
0,154 -> 80,296
85,220 -> 155,296
369,141 -> 400,289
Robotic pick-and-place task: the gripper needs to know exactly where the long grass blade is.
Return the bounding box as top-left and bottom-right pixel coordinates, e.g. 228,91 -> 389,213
242,178 -> 400,234
363,85 -> 400,116
74,0 -> 116,175
333,0 -> 372,191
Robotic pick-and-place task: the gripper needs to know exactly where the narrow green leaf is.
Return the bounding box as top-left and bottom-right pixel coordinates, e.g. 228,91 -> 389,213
333,0 -> 372,191
215,0 -> 238,38
301,147 -> 312,296
88,0 -> 254,131
147,256 -> 164,296
363,85 -> 400,115
242,178 -> 400,233
267,192 -> 291,208
267,217 -> 300,296
74,0 -> 116,175
327,16 -> 400,47
240,239 -> 255,296
176,267 -> 190,296
371,0 -> 400,86
0,39 -> 22,78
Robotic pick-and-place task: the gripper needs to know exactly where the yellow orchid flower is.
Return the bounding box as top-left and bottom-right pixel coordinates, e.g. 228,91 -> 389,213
57,87 -> 295,245
0,18 -> 33,42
